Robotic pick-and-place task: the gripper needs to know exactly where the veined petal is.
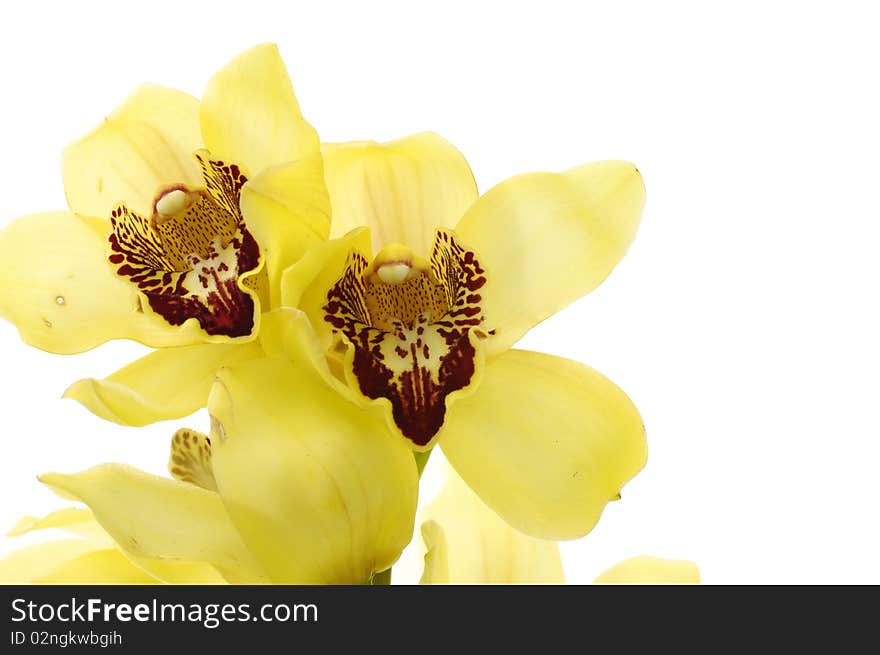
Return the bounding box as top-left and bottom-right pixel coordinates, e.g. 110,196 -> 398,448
208,312 -> 418,584
420,465 -> 564,584
63,85 -> 202,218
440,349 -> 647,540
240,154 -> 331,305
454,161 -> 645,355
64,340 -> 262,427
594,556 -> 701,584
280,227 -> 373,348
323,133 -> 478,255
39,464 -> 268,584
0,212 -> 210,353
201,43 -> 319,177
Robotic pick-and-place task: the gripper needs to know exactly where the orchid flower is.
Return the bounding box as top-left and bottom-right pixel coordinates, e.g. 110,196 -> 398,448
1,340 -> 418,585
265,132 -> 648,541
0,464 -> 698,585
0,44 -> 330,426
0,44 -> 657,579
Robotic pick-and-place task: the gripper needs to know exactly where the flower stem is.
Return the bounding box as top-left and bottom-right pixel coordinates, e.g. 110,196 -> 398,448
414,448 -> 433,478
371,568 -> 392,585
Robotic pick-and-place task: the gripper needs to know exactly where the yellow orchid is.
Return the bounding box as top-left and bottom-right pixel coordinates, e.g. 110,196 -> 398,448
275,132 -> 648,541
419,465 -> 699,585
1,460 -> 698,586
0,43 -> 655,583
0,43 -> 330,426
1,350 -> 418,585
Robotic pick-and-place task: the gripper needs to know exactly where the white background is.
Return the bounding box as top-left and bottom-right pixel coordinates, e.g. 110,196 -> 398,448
1,1 -> 878,584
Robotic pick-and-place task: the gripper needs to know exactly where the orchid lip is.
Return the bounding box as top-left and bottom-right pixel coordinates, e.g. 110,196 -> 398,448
324,229 -> 491,448
107,151 -> 262,338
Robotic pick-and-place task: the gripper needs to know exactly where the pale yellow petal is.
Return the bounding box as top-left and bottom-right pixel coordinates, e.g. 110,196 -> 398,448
257,309 -> 357,402
36,549 -> 161,584
123,555 -> 226,585
240,154 -> 331,304
0,539 -> 100,583
0,212 -> 213,353
7,507 -> 225,584
64,341 -> 262,426
440,349 -> 647,540
419,521 -> 451,585
8,507 -> 95,537
454,161 -> 645,354
208,311 -> 418,584
201,43 -> 319,176
39,464 -> 268,584
279,227 -> 373,348
63,84 -> 202,218
8,507 -> 113,548
420,465 -> 564,584
594,556 -> 701,584
323,133 -> 478,255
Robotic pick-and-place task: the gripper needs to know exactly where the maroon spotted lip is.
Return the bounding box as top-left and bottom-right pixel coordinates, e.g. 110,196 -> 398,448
107,153 -> 261,338
324,230 -> 491,447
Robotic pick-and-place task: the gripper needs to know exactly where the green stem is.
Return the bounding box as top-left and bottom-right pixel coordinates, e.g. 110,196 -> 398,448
414,448 -> 433,478
371,568 -> 392,585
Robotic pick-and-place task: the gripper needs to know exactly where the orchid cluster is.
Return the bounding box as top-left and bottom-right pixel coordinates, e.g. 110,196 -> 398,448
0,45 -> 697,585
